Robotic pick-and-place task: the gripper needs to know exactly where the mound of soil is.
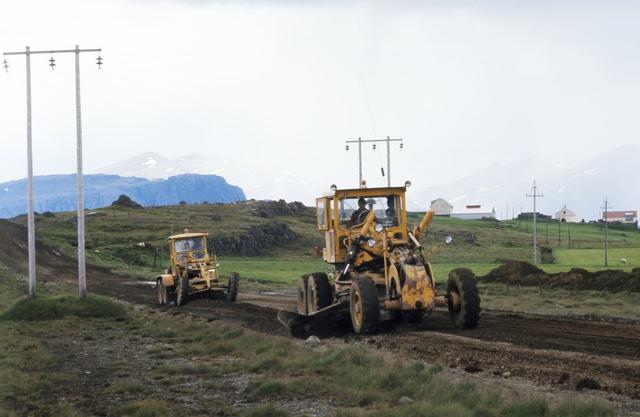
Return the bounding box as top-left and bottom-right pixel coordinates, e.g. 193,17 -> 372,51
110,194 -> 143,209
480,260 -> 640,293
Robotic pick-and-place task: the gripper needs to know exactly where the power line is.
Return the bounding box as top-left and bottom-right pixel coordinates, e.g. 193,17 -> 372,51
345,136 -> 403,187
4,45 -> 102,298
526,180 -> 544,264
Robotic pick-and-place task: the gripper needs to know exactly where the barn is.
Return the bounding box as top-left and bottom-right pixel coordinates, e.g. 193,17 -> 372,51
554,206 -> 578,223
429,198 -> 453,216
450,204 -> 496,220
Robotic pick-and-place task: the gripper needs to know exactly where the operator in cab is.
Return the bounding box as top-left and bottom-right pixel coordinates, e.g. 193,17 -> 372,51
349,197 -> 369,226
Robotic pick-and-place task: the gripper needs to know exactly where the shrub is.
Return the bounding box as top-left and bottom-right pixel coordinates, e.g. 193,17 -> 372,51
0,294 -> 127,321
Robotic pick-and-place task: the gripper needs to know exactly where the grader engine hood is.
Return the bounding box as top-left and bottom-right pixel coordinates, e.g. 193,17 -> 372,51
400,264 -> 435,310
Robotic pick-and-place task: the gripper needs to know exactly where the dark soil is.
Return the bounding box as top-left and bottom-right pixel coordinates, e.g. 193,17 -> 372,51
479,260 -> 640,292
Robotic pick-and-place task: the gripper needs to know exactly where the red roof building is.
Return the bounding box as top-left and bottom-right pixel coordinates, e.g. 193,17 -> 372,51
602,210 -> 638,224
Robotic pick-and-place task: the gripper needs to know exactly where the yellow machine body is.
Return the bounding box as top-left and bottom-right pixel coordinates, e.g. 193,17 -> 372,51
314,185 -> 440,315
156,232 -> 226,295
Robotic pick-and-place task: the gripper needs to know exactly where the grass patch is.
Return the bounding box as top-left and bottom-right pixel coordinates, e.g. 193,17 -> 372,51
479,283 -> 640,319
0,294 -> 127,321
118,400 -> 169,417
107,380 -> 148,395
241,405 -> 291,417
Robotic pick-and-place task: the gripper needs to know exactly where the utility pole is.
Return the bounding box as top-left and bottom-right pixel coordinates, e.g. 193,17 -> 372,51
2,48 -> 36,297
545,219 -> 549,244
558,220 -> 561,246
3,45 -> 102,298
526,180 -> 544,264
346,136 -> 403,187
601,197 -> 611,267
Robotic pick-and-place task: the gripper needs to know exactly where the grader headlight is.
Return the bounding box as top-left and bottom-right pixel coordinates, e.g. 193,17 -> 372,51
374,223 -> 384,233
367,239 -> 376,248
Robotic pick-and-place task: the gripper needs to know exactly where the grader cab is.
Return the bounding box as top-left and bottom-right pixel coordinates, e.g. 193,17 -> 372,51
279,184 -> 480,335
155,232 -> 239,306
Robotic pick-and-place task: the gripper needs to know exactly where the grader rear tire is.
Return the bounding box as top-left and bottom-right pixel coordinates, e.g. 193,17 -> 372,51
307,273 -> 332,313
350,275 -> 380,335
447,268 -> 480,329
227,273 -> 240,302
297,276 -> 308,315
176,276 -> 189,306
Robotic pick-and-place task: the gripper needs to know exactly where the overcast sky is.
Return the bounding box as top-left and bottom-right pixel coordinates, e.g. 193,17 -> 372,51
1,0 -> 639,191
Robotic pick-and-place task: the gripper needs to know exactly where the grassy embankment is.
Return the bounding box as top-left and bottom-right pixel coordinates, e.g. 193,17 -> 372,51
0,263 -> 615,417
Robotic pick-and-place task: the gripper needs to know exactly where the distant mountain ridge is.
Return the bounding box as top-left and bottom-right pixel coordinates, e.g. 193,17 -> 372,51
414,145 -> 640,221
93,152 -> 321,204
0,174 -> 246,218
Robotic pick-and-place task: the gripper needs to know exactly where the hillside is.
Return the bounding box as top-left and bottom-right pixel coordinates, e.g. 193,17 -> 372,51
0,173 -> 246,218
8,201 -> 640,284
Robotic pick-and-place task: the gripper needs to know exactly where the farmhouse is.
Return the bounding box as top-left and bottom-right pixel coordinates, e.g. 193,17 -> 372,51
450,204 -> 495,220
602,210 -> 638,224
555,206 -> 578,223
429,198 -> 453,216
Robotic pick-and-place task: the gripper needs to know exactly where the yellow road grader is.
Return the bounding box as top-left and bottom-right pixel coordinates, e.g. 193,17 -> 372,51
155,232 -> 239,306
279,183 -> 480,335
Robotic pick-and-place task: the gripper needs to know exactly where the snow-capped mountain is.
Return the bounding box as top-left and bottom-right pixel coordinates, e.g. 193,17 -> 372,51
94,152 -> 228,179
94,152 -> 321,204
413,145 -> 639,221
95,146 -> 638,220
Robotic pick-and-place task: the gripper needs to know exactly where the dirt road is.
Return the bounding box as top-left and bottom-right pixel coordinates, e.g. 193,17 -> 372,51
2,219 -> 639,412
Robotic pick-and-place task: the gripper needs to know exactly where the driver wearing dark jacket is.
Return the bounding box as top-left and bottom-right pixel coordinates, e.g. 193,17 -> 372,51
350,197 -> 369,226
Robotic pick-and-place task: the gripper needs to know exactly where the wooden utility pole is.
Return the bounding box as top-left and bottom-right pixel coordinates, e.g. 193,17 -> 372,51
601,197 -> 611,267
526,181 -> 544,264
3,45 -> 102,298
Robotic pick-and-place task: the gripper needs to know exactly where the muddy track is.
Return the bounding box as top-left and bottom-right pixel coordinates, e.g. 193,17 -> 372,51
49,268 -> 640,404
1,220 -> 639,410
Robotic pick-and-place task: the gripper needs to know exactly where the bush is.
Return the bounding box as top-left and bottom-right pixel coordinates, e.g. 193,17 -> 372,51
0,294 -> 127,321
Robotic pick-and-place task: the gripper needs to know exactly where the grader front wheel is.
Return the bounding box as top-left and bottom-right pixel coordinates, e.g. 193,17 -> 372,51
176,276 -> 189,306
447,268 -> 480,329
227,273 -> 240,302
307,273 -> 332,313
297,276 -> 308,315
350,275 -> 380,335
156,279 -> 167,305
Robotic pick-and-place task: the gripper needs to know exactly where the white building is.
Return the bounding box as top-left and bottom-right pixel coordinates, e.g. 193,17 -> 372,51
429,198 -> 453,216
554,206 -> 578,223
450,205 -> 496,220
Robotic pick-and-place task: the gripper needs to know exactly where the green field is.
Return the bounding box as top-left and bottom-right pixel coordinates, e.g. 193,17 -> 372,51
13,204 -> 640,286
554,248 -> 640,268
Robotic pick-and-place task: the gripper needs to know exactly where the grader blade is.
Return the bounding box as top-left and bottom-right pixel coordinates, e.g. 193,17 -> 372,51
278,302 -> 349,338
277,310 -> 311,338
